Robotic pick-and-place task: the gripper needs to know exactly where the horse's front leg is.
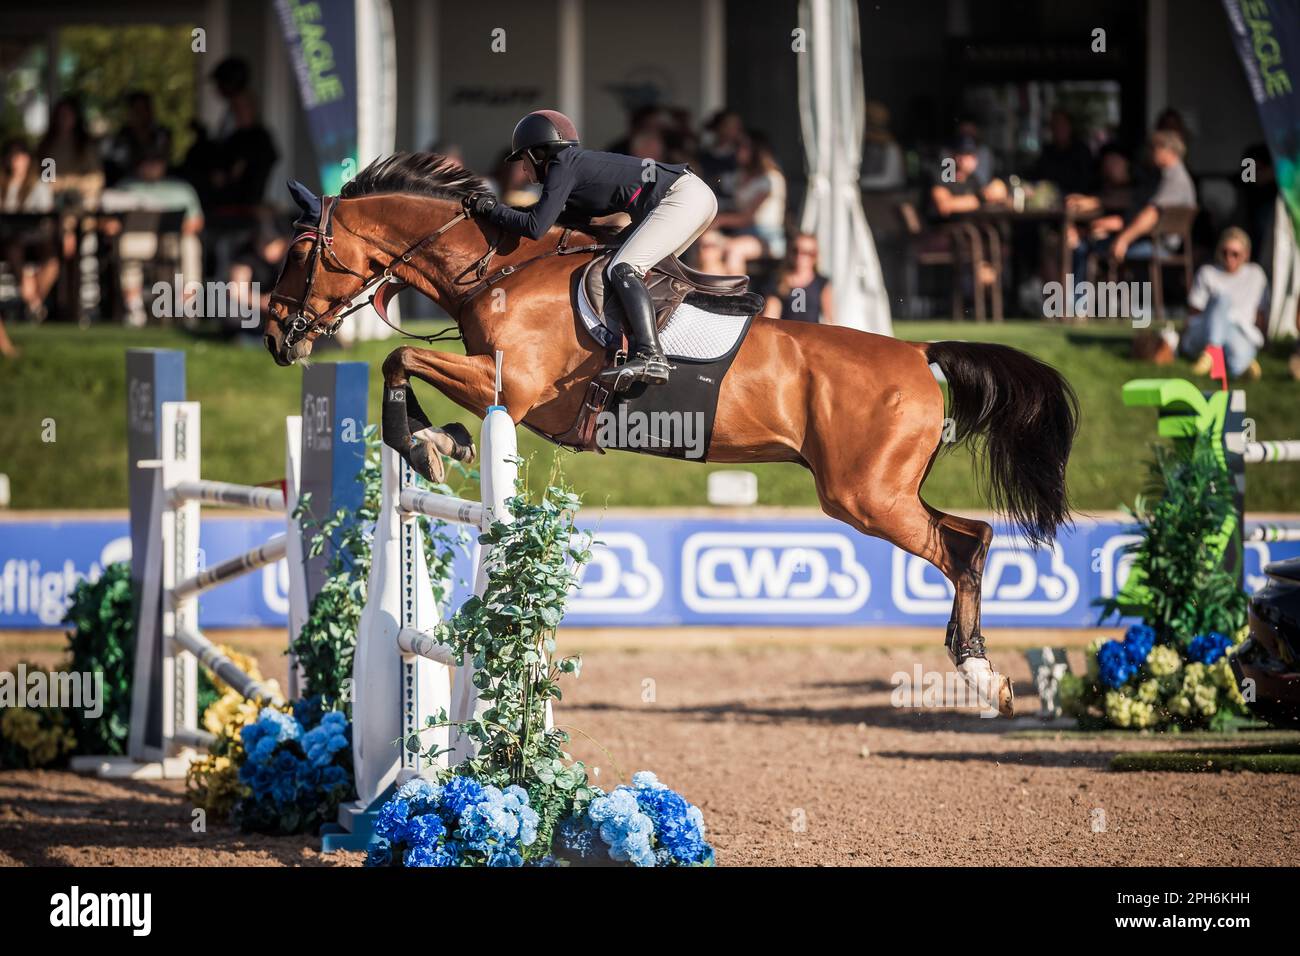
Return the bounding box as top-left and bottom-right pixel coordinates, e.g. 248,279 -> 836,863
381,346 -> 498,483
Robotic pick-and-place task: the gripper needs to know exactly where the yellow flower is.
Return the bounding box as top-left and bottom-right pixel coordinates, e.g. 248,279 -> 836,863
1105,690 -> 1134,727
1129,699 -> 1159,728
1146,645 -> 1182,678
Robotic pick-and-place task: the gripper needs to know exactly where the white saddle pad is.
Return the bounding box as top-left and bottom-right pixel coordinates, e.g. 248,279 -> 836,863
577,278 -> 750,362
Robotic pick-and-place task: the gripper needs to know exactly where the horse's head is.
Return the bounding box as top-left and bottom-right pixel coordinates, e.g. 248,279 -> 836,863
265,156 -> 497,365
263,180 -> 391,365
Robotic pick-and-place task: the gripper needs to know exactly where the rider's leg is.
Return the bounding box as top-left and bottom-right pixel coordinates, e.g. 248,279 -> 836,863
603,172 -> 718,387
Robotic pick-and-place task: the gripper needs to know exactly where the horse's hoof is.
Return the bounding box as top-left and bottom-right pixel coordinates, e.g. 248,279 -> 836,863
408,437 -> 446,484
441,422 -> 477,463
956,657 -> 1015,718
995,673 -> 1015,718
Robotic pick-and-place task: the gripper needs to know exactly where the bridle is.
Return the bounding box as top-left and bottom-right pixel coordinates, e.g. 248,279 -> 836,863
268,194 -> 486,352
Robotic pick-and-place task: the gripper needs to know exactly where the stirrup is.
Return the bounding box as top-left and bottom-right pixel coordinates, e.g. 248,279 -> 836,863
598,354 -> 671,392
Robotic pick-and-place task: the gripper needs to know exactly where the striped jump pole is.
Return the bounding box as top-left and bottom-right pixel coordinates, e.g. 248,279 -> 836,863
1244,523 -> 1300,543
99,402 -> 306,780
322,396 -> 522,852
1243,441 -> 1300,464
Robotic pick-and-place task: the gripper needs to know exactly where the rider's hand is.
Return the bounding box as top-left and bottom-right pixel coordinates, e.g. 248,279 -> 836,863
466,193 -> 498,217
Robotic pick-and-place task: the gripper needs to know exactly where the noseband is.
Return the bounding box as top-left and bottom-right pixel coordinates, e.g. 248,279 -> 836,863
269,194 -> 481,351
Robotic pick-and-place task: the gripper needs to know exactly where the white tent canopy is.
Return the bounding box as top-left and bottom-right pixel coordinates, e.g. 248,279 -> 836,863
1268,195 -> 1300,341
797,0 -> 893,336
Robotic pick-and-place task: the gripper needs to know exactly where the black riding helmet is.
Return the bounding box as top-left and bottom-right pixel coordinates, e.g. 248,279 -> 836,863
506,109 -> 580,171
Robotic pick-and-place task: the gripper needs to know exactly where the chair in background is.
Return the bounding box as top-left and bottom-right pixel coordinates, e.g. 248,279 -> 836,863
897,198 -> 985,320
1101,205 -> 1197,321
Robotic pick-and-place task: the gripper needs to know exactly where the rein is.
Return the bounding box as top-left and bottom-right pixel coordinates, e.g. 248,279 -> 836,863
271,195 -> 483,349
273,196 -> 611,349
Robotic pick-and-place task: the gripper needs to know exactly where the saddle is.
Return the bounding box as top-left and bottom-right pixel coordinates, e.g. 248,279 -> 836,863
581,252 -> 754,335
549,253 -> 764,453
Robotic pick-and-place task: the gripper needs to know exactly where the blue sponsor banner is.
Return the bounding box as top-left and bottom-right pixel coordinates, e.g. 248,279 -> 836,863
3,515 -> 1298,630
0,517 -> 290,629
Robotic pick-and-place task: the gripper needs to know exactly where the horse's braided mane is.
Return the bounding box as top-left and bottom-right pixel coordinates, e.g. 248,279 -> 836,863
340,151 -> 490,202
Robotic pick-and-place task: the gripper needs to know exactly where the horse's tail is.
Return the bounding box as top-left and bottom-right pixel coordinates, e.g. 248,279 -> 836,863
924,341 -> 1078,547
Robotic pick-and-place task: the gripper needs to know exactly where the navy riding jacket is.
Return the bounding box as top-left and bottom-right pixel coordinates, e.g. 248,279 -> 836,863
486,147 -> 689,241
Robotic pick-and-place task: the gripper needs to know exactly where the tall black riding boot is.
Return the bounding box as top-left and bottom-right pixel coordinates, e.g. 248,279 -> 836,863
600,262 -> 670,390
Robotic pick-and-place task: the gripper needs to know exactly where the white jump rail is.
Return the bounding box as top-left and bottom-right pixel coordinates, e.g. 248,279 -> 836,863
1224,394 -> 1300,557
322,402 -> 522,852
1242,440 -> 1300,465
80,403 -> 308,780
1244,523 -> 1300,543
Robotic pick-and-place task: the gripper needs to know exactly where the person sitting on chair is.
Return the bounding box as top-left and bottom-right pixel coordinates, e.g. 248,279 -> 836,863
465,109 -> 719,389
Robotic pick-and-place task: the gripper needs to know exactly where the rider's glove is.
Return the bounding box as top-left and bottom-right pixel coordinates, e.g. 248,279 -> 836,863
466,193 -> 498,217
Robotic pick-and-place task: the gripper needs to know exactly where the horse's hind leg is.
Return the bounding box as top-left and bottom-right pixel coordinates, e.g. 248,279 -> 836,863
810,446 -> 1013,717
923,509 -> 1012,716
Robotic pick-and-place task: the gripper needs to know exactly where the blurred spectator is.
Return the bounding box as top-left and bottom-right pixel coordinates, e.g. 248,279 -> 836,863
183,56 -> 278,211
1,139 -> 54,214
605,105 -> 667,155
628,125 -> 666,162
1107,127 -> 1190,264
1072,129 -> 1196,279
0,138 -> 58,326
228,224 -> 289,336
427,140 -> 464,166
1181,227 -> 1266,380
37,96 -> 104,207
101,148 -> 204,326
956,118 -> 996,188
694,229 -> 728,275
928,135 -> 1005,219
1155,107 -> 1190,150
713,132 -> 787,272
181,56 -> 278,285
860,100 -> 905,191
762,233 -> 833,324
698,109 -> 746,204
1032,109 -> 1095,196
663,107 -> 698,165
486,149 -> 537,206
103,91 -> 172,187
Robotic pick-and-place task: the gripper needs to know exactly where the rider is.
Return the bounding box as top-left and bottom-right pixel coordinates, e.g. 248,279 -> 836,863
465,109 -> 718,388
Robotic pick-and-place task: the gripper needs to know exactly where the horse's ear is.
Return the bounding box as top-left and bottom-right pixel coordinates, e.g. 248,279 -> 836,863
286,179 -> 321,221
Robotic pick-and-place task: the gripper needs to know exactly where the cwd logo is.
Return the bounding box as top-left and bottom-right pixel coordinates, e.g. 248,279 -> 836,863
891,537 -> 1079,615
681,532 -> 871,613
567,532 -> 664,614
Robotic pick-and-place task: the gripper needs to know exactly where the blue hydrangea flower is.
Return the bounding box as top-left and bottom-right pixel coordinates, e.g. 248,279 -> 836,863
555,815 -> 602,861
588,788 -> 656,866
240,707 -> 301,764
367,774 -> 538,867
1097,639 -> 1137,689
301,713 -> 349,767
1188,631 -> 1232,665
1123,624 -> 1156,666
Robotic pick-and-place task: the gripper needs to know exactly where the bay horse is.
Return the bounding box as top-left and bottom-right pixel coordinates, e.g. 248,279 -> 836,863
264,153 -> 1078,716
